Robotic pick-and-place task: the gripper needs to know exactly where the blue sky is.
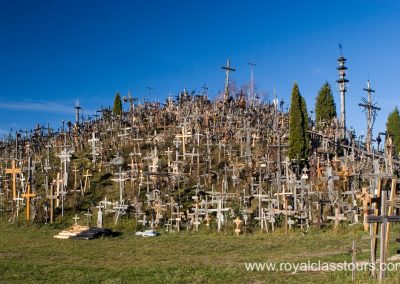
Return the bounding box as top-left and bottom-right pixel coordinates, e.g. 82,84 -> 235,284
0,1 -> 399,139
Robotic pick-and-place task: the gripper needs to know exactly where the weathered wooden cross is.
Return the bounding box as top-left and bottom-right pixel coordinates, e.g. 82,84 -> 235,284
21,183 -> 36,221
367,179 -> 400,283
5,160 -> 21,199
356,187 -> 373,232
327,205 -> 348,229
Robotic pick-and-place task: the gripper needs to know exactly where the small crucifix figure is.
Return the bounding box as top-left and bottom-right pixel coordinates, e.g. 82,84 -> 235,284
204,214 -> 211,228
234,216 -> 242,236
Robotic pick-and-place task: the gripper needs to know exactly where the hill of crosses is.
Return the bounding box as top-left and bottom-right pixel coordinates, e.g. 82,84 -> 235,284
1,54 -> 400,280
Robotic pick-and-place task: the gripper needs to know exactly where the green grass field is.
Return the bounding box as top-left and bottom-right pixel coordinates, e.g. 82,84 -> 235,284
1,222 -> 400,283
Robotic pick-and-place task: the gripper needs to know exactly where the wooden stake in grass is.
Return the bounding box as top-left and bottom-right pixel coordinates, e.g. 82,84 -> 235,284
348,241 -> 359,282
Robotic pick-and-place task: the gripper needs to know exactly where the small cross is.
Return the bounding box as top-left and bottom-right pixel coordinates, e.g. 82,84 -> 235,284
72,214 -> 80,226
234,216 -> 242,236
327,206 -> 347,229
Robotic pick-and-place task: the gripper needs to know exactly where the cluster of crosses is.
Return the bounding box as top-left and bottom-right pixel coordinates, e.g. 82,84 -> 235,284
0,53 -> 399,282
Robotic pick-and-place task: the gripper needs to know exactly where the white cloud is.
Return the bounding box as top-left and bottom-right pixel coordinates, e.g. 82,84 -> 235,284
0,100 -> 74,114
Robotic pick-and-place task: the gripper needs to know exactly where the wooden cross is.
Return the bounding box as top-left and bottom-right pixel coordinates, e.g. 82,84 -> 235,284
72,164 -> 79,189
84,208 -> 92,226
111,168 -> 128,203
385,179 -> 397,261
327,205 -> 347,229
356,187 -> 373,232
347,241 -> 360,282
54,173 -> 63,208
221,59 -> 236,102
72,214 -> 80,226
234,216 -> 242,236
21,183 -> 36,220
83,169 -> 92,193
369,177 -> 382,278
287,218 -> 295,231
175,118 -> 191,160
5,160 -> 21,199
367,180 -> 400,283
204,213 -> 211,228
46,183 -> 57,224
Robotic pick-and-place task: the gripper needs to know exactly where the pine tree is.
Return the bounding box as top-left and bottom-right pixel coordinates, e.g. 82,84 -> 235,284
386,106 -> 400,156
113,92 -> 123,116
288,82 -> 309,160
315,82 -> 336,127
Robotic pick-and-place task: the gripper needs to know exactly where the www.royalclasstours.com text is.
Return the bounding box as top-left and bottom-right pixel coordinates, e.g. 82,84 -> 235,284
244,261 -> 400,273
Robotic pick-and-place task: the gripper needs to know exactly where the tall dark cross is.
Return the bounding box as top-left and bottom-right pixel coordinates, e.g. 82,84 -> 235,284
221,59 -> 236,102
123,91 -> 138,115
248,62 -> 256,103
74,99 -> 81,126
146,86 -> 154,102
336,43 -> 349,138
358,80 -> 380,154
201,83 -> 209,97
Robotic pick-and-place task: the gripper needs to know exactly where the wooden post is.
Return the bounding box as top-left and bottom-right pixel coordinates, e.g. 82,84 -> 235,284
348,241 -> 358,282
385,178 -> 397,262
371,178 -> 382,277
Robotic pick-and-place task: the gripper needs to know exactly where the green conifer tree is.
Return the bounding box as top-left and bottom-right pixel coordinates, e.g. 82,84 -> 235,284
288,82 -> 309,160
113,92 -> 123,116
386,106 -> 400,156
315,82 -> 336,127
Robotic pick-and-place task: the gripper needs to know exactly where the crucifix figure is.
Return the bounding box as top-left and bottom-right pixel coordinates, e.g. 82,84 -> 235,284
234,216 -> 242,236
